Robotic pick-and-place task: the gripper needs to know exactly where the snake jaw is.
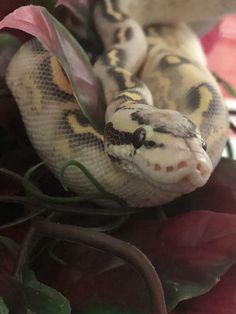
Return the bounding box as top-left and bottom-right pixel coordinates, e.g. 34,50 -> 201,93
131,136 -> 213,194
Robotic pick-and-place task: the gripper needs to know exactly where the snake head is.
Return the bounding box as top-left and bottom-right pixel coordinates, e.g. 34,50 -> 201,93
104,107 -> 213,194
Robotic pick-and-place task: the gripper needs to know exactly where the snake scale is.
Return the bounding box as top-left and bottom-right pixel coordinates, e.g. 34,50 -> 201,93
6,0 -> 229,208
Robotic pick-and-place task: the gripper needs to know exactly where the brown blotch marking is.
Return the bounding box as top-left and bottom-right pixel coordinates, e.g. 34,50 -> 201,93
166,166 -> 174,172
154,164 -> 161,171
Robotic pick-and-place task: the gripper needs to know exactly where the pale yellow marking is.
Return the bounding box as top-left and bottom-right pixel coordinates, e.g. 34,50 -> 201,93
147,36 -> 164,47
198,85 -> 213,111
146,26 -> 158,37
189,85 -> 213,126
116,26 -> 127,43
165,55 -> 182,64
54,138 -> 71,160
51,56 -> 73,94
119,101 -> 137,109
68,114 -> 103,140
107,49 -> 119,67
105,0 -> 123,21
121,91 -> 142,101
115,67 -> 135,88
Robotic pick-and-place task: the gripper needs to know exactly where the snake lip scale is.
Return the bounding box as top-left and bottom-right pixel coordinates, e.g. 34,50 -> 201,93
6,0 -> 229,208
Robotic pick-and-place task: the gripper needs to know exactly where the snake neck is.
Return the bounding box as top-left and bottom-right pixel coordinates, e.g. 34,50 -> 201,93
93,0 -> 152,111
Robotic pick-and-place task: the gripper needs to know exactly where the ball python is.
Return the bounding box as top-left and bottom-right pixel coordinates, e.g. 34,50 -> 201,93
6,0 -> 229,208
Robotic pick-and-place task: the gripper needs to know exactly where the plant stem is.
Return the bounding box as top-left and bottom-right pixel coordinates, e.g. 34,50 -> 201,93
33,220 -> 167,314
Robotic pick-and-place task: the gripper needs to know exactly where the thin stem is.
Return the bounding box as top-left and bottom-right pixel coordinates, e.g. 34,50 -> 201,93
0,168 -> 24,183
60,160 -> 107,194
0,195 -> 34,205
87,215 -> 129,233
0,208 -> 47,230
14,226 -> 36,282
34,221 -> 167,314
44,203 -> 143,216
60,160 -> 127,207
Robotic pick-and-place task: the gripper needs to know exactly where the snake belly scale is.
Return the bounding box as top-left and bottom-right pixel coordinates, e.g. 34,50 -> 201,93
6,0 -> 228,208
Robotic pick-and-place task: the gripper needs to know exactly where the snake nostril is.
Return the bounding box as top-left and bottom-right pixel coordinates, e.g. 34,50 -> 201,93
196,163 -> 202,172
196,162 -> 207,177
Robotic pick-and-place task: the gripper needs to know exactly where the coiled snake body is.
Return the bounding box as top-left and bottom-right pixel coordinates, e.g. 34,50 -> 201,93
6,0 -> 229,207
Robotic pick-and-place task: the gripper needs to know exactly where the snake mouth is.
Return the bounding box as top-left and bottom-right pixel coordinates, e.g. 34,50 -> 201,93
185,160 -> 212,187
134,147 -> 213,193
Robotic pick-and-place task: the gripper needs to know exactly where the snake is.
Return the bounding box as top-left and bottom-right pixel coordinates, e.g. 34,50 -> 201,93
5,0 -> 229,208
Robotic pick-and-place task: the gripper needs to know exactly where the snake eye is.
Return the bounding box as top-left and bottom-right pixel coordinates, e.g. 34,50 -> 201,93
202,140 -> 207,151
132,127 -> 146,149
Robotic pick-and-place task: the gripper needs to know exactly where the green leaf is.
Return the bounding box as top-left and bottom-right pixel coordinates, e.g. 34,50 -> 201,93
0,277 -> 28,314
22,270 -> 71,314
56,0 -> 92,26
0,33 -> 20,89
0,297 -> 9,314
0,273 -> 71,314
0,33 -> 20,50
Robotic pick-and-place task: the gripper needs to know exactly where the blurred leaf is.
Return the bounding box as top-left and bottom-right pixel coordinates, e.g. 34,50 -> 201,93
56,0 -> 93,25
0,32 -> 20,51
172,263 -> 236,314
0,272 -> 71,314
56,0 -> 103,61
22,269 -> 71,314
0,297 -> 9,314
0,277 -> 28,314
0,236 -> 19,256
0,33 -> 20,91
0,5 -> 105,132
0,228 -> 70,313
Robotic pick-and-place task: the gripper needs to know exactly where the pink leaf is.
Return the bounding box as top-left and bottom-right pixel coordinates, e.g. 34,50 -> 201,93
0,5 -> 105,131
